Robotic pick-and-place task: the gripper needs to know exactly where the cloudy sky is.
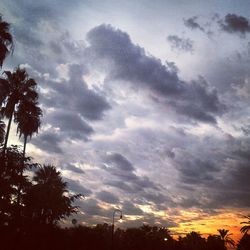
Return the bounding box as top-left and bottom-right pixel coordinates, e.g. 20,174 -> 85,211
1,0 -> 250,240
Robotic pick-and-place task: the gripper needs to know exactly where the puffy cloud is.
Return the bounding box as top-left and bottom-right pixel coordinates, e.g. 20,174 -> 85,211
219,13 -> 250,36
86,24 -> 225,123
167,35 -> 194,53
184,16 -> 205,32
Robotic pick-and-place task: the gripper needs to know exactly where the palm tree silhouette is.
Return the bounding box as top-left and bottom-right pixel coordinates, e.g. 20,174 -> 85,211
217,229 -> 235,248
0,67 -> 38,153
240,214 -> 250,234
15,100 -> 42,158
0,15 -> 13,67
25,165 -> 81,225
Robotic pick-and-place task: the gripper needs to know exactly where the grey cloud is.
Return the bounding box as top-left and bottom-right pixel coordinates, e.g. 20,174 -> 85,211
49,41 -> 63,55
241,125 -> 250,136
47,110 -> 94,140
176,157 -> 218,185
173,136 -> 250,210
166,150 -> 175,159
49,32 -> 86,62
105,153 -> 135,172
177,197 -> 202,208
103,153 -> 159,193
86,24 -> 182,96
96,190 -> 120,204
168,77 -> 225,123
14,26 -> 44,48
78,198 -> 106,216
219,13 -> 250,36
66,178 -> 92,196
184,16 -> 205,32
122,200 -> 144,215
167,35 -> 194,53
43,64 -> 111,121
86,24 -> 225,123
124,213 -> 178,228
142,192 -> 168,205
63,163 -> 85,174
207,160 -> 250,208
31,131 -> 63,154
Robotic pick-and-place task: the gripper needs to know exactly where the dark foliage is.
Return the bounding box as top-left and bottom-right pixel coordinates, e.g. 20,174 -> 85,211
237,233 -> 250,250
0,14 -> 13,67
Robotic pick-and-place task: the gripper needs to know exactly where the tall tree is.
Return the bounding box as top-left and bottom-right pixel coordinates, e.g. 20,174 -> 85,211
15,100 -> 42,158
0,67 -> 38,153
0,145 -> 34,227
240,214 -> 250,235
0,15 -> 13,67
24,165 -> 81,225
217,229 -> 235,248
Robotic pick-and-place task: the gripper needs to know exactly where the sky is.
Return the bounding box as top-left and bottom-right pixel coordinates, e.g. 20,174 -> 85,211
1,0 -> 250,241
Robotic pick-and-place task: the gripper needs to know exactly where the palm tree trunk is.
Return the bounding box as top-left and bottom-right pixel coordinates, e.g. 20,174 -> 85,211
3,111 -> 13,154
16,136 -> 27,228
23,135 -> 27,159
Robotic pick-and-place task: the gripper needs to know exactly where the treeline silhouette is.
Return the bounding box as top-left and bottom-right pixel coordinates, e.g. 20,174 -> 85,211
1,219 -> 250,250
0,13 -> 250,250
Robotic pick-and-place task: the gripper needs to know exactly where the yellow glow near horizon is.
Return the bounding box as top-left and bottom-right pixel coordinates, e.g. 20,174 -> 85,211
167,209 -> 247,243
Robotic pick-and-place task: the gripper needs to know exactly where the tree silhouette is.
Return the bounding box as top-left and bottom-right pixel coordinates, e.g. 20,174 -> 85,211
0,67 -> 39,153
0,15 -> 13,67
24,165 -> 81,225
207,235 -> 226,250
0,145 -> 34,227
15,100 -> 42,158
217,229 -> 235,248
237,233 -> 250,250
178,231 -> 206,250
240,214 -> 250,235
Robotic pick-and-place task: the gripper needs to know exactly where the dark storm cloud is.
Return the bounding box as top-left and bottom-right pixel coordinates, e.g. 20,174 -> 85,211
184,16 -> 205,32
167,35 -> 194,53
219,13 -> 250,36
47,110 -> 94,140
96,190 -> 120,204
86,24 -> 225,123
31,131 -> 63,154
